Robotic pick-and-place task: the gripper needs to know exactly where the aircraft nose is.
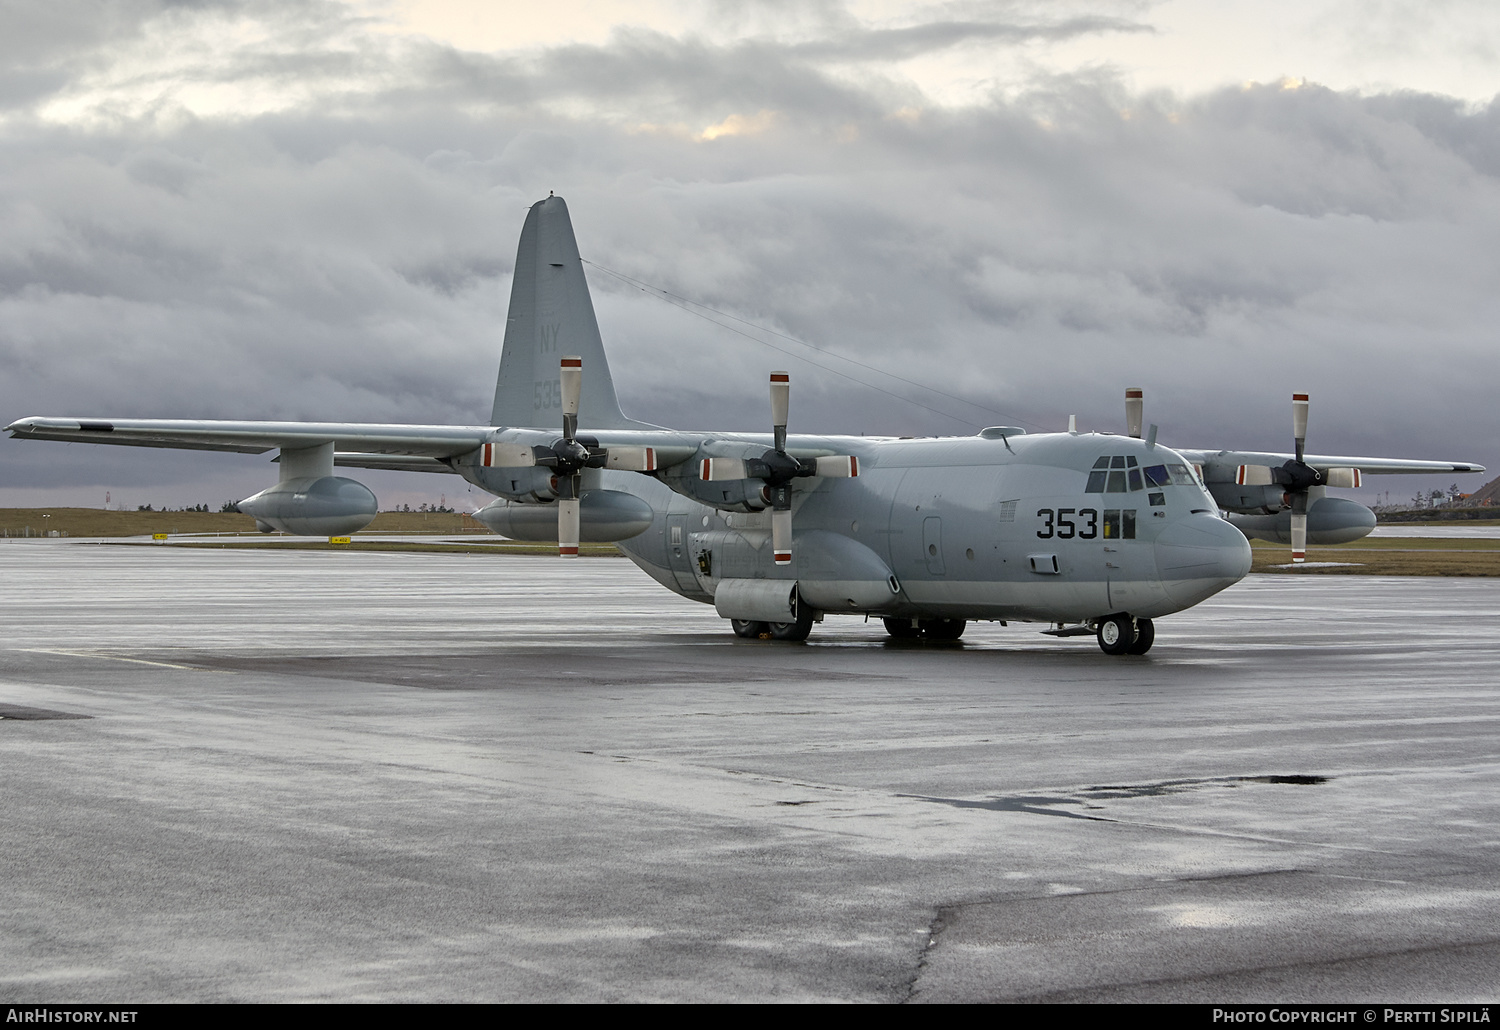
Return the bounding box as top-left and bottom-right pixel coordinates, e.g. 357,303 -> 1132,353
1154,513 -> 1252,608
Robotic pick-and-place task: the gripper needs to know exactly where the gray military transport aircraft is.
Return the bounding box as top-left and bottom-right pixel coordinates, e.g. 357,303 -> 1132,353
7,197 -> 1486,654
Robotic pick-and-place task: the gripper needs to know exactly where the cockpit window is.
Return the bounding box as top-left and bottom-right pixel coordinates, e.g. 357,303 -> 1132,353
1090,456 -> 1191,494
1166,463 -> 1198,486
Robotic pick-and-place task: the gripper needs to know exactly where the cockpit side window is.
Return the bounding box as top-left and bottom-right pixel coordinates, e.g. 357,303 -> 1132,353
1166,463 -> 1197,487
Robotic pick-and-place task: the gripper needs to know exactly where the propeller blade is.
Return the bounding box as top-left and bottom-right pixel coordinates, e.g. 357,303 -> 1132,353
1323,467 -> 1362,489
561,356 -> 582,440
813,455 -> 859,478
770,371 -> 789,453
772,507 -> 792,565
701,457 -> 748,481
1293,392 -> 1309,464
1236,464 -> 1274,486
1125,387 -> 1144,439
1290,492 -> 1308,563
481,443 -> 537,468
558,497 -> 580,558
606,446 -> 658,472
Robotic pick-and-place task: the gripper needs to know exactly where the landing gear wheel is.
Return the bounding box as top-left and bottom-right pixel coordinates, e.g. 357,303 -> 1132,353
1096,613 -> 1137,656
1126,618 -> 1155,655
731,619 -> 769,639
883,617 -> 921,639
920,618 -> 967,641
768,606 -> 814,642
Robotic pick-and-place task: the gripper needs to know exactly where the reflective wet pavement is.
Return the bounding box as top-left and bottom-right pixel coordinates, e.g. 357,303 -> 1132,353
2,542 -> 1497,1002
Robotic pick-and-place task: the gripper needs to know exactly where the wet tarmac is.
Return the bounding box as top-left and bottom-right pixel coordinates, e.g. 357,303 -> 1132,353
2,541 -> 1498,1002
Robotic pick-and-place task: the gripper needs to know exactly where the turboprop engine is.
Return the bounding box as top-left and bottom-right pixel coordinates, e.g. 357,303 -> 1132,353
235,441 -> 377,536
473,490 -> 653,542
1226,494 -> 1375,546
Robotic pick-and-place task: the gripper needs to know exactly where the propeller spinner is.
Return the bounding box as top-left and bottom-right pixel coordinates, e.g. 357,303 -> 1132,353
701,371 -> 859,565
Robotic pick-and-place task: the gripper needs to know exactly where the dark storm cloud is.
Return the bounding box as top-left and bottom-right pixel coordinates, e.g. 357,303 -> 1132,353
2,1 -> 1495,508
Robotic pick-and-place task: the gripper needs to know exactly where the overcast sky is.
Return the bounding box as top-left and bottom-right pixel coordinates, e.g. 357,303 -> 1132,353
2,0 -> 1497,511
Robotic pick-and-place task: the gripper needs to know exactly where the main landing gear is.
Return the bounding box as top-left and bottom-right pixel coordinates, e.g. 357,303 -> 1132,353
883,617 -> 967,641
731,607 -> 815,642
1096,614 -> 1154,656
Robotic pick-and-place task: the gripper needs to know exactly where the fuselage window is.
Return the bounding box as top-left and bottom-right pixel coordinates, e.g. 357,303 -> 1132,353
1166,463 -> 1197,487
1086,470 -> 1107,492
1107,471 -> 1127,492
1144,464 -> 1170,487
1149,491 -> 1166,506
1102,509 -> 1137,539
1110,456 -> 1127,469
1128,468 -> 1143,491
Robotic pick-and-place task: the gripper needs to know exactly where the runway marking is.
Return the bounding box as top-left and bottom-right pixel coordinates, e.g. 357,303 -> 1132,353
12,648 -> 220,672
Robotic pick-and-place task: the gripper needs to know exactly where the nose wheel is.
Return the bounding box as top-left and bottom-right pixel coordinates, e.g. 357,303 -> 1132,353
1097,614 -> 1154,655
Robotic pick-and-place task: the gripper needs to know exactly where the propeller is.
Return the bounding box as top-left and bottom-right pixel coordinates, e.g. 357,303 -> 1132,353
700,371 -> 859,565
1234,393 -> 1362,564
479,356 -> 659,557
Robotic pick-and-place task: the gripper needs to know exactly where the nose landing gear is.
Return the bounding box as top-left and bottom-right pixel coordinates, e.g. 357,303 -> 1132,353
1097,614 -> 1154,655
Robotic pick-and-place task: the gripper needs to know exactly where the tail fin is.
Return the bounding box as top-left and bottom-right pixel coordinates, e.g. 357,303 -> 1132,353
491,196 -> 645,430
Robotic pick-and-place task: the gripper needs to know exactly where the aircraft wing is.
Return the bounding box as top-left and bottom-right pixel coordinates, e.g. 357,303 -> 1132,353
1178,449 -> 1485,477
5,417 -> 494,457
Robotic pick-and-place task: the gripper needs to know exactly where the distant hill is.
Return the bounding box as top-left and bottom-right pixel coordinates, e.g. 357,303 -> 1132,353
1467,475 -> 1500,507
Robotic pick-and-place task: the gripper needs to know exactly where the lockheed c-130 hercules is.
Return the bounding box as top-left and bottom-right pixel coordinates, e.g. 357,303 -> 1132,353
7,196 -> 1485,654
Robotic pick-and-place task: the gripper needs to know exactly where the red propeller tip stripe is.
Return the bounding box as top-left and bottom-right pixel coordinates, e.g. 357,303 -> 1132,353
770,373 -> 789,383
561,358 -> 582,368
1293,393 -> 1308,401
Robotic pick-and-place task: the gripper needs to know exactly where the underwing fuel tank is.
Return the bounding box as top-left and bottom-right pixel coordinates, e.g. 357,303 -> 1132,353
236,476 -> 378,536
473,489 -> 654,542
1227,496 -> 1377,545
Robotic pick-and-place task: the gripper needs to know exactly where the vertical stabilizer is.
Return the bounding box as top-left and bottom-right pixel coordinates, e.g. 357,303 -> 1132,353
491,196 -> 644,430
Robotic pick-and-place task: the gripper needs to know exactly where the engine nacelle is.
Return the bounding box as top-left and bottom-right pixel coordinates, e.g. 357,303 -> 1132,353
1228,496 -> 1376,545
237,476 -> 377,536
473,489 -> 653,542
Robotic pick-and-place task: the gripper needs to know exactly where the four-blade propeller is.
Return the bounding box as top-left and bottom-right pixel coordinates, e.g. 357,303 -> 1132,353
700,371 -> 859,565
481,356 -> 659,556
1232,393 -> 1362,563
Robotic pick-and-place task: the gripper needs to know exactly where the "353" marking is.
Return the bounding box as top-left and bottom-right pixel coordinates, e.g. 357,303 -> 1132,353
1036,508 -> 1098,539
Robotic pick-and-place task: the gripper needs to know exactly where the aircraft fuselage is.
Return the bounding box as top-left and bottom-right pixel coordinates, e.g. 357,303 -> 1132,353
468,428 -> 1253,627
